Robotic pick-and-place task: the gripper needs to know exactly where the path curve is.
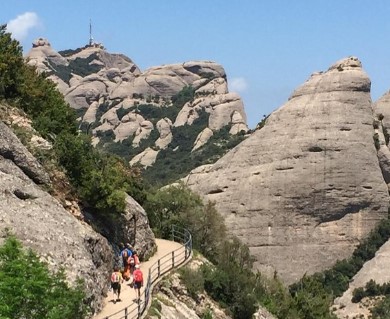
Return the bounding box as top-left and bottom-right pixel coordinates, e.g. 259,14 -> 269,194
94,239 -> 183,319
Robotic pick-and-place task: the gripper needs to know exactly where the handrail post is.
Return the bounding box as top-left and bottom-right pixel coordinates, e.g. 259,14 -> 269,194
124,307 -> 128,319
158,259 -> 160,277
137,300 -> 141,318
172,251 -> 175,267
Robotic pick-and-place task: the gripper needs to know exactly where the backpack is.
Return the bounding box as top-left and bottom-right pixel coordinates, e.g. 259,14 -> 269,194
111,272 -> 120,283
134,269 -> 143,282
122,249 -> 128,259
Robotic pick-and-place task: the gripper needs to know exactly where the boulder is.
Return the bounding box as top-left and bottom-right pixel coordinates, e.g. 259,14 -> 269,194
129,147 -> 160,168
155,118 -> 173,149
132,120 -> 154,147
193,128 -> 214,151
0,122 -> 50,185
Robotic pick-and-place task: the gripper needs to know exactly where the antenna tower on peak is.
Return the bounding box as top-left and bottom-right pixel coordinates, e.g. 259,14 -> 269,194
89,19 -> 94,46
87,19 -> 104,49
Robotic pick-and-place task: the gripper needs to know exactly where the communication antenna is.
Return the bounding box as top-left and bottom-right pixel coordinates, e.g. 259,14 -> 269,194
89,19 -> 94,46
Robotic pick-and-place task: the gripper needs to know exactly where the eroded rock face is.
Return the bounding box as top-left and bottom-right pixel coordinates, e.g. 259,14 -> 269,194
333,239 -> 390,318
0,118 -> 157,312
183,57 -> 389,284
25,41 -> 248,163
0,122 -> 50,185
0,122 -> 112,314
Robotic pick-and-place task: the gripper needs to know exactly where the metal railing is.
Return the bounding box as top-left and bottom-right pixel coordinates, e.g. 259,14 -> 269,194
103,226 -> 192,319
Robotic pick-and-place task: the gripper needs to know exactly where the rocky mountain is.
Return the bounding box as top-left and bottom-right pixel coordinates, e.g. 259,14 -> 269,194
21,36 -> 390,318
0,105 -> 156,315
183,56 -> 390,285
25,39 -> 249,183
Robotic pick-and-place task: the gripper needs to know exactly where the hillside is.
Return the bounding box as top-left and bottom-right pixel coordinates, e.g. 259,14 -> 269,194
26,38 -> 250,185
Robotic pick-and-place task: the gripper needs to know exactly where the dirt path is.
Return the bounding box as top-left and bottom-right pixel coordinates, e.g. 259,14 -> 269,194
94,239 -> 183,319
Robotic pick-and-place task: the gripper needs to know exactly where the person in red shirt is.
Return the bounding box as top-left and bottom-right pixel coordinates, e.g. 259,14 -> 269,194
132,264 -> 143,302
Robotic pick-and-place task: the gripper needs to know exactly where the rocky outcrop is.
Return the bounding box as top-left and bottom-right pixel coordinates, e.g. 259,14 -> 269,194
0,121 -> 50,185
129,147 -> 159,167
373,93 -> 390,185
183,57 -> 389,284
155,118 -> 173,149
333,239 -> 390,318
174,92 -> 247,133
0,113 -> 156,312
0,121 -> 113,314
373,90 -> 390,128
193,128 -> 214,151
27,38 -> 70,92
25,41 -> 248,165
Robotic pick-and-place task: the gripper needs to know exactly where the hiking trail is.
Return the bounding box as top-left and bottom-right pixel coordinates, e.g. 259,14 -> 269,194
94,238 -> 183,319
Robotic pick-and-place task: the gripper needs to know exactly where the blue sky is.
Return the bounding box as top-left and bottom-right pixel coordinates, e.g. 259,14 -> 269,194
2,1 -> 390,128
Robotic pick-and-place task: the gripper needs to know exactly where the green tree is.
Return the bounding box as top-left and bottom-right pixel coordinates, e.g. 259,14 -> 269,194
290,275 -> 337,319
0,24 -> 24,99
0,235 -> 88,319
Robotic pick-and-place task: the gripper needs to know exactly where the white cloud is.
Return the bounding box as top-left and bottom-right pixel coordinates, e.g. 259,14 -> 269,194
229,77 -> 248,93
7,12 -> 41,41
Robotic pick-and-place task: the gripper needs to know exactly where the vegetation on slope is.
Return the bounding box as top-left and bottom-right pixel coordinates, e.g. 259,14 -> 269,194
146,184 -> 390,319
144,184 -> 335,319
0,24 -> 145,215
0,235 -> 88,319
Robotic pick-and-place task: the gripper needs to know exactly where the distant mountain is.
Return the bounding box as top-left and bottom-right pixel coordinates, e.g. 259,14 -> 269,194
26,38 -> 250,185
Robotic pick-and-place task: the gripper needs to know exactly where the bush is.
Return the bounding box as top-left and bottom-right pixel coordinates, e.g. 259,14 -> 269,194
371,295 -> 390,318
171,85 -> 195,109
0,235 -> 88,319
179,267 -> 204,299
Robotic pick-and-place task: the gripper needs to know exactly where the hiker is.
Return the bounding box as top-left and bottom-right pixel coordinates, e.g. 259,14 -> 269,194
110,266 -> 123,303
129,250 -> 140,275
132,264 -> 143,301
119,243 -> 132,267
122,243 -> 133,281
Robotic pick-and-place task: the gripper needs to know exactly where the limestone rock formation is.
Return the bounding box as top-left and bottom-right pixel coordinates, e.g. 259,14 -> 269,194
183,57 -> 389,284
333,239 -> 390,318
373,90 -> 390,128
25,41 -> 248,167
0,121 -> 50,185
0,112 -> 156,312
193,127 -> 214,151
0,121 -> 112,313
129,147 -> 159,167
155,118 -> 173,149
27,38 -> 70,92
373,92 -> 390,185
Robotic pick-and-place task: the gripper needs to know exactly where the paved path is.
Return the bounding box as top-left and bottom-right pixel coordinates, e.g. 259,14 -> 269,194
94,238 -> 183,319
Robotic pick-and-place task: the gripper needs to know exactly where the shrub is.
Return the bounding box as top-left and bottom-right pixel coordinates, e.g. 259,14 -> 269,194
0,235 -> 88,319
179,267 -> 204,299
171,85 -> 195,109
